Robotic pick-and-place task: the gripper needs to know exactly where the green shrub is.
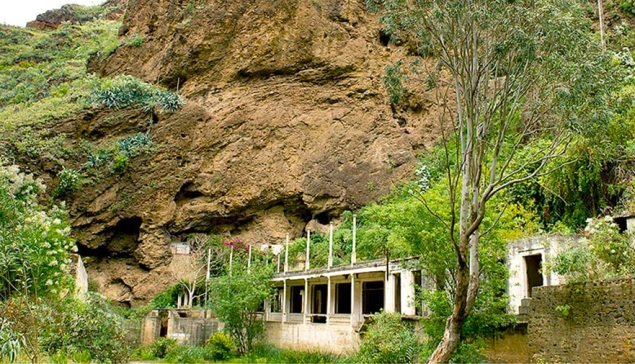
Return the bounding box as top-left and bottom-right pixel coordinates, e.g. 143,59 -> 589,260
131,346 -> 156,361
241,344 -> 342,363
90,75 -> 183,112
621,0 -> 635,14
357,312 -> 418,364
149,337 -> 178,359
0,317 -> 22,363
117,133 -> 153,157
111,152 -> 129,173
39,294 -> 131,364
164,344 -> 213,363
207,332 -> 235,360
54,167 -> 81,197
84,149 -> 111,169
126,34 -> 144,47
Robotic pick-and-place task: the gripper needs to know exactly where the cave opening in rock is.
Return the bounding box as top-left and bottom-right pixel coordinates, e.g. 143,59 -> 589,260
315,211 -> 331,225
379,29 -> 391,46
106,216 -> 143,255
174,182 -> 204,204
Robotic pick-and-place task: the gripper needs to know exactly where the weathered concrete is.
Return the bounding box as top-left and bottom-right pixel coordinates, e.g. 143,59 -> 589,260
528,276 -> 635,363
507,235 -> 581,314
140,309 -> 221,347
265,322 -> 360,354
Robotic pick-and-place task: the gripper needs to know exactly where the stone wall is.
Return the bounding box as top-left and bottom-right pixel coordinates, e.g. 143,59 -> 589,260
528,276 -> 635,363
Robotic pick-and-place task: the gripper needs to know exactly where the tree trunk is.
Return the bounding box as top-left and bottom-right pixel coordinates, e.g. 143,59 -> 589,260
428,249 -> 471,364
427,314 -> 464,364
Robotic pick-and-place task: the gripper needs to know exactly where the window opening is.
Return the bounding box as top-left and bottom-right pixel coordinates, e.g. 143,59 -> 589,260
290,286 -> 304,313
362,281 -> 384,315
335,283 -> 351,314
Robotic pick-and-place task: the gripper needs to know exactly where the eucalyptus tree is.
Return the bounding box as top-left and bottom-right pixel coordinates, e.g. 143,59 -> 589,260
370,0 -> 616,361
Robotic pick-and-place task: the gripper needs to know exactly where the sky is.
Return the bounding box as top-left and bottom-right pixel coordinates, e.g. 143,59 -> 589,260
0,0 -> 103,27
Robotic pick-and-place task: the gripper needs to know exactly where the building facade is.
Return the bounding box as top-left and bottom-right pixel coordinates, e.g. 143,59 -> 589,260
262,257 -> 424,353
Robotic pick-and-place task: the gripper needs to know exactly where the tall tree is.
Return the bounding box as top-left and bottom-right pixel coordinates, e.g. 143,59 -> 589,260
371,0 -> 616,361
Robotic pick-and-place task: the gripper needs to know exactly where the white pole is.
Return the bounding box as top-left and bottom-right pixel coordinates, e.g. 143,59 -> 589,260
352,214 -> 357,265
277,252 -> 281,273
248,244 -> 252,273
305,229 -> 311,272
328,222 -> 334,268
229,245 -> 233,277
598,0 -> 606,52
284,234 -> 289,273
282,280 -> 287,323
205,247 -> 211,311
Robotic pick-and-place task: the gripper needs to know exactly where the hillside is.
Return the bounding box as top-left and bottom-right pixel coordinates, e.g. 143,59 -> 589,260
1,0 -> 443,305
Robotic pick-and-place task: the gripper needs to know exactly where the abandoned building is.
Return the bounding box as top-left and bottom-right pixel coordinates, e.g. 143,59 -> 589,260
263,256 -> 425,352
507,214 -> 635,317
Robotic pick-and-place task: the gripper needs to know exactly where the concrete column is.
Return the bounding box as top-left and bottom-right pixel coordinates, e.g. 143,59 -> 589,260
385,273 -> 394,313
328,222 -> 334,268
284,234 -> 289,273
351,214 -> 357,265
400,270 -> 416,316
350,274 -> 355,326
326,276 -> 332,324
282,280 -> 287,324
305,230 -> 311,271
303,278 -> 309,324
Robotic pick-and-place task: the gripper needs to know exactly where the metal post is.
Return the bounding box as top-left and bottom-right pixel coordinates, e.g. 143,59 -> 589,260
328,222 -> 334,269
284,234 -> 289,273
305,229 -> 311,272
352,214 -> 357,265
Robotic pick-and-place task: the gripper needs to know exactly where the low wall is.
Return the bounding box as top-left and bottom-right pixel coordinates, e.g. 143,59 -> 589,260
528,276 -> 635,363
140,309 -> 221,347
264,322 -> 360,354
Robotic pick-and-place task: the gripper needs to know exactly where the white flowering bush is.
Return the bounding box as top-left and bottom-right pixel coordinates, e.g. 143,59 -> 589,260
414,163 -> 431,192
552,216 -> 635,282
0,161 -> 76,300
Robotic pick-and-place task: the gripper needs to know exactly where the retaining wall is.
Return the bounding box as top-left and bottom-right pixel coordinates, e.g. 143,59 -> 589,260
528,276 -> 635,363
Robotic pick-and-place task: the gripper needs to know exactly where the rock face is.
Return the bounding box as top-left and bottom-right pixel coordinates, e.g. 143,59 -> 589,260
26,0 -> 125,30
61,0 -> 442,305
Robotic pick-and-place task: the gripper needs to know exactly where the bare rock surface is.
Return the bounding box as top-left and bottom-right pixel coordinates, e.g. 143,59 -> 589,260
39,0 -> 443,305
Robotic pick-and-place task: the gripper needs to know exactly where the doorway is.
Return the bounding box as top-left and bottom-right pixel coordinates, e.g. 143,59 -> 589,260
524,254 -> 543,297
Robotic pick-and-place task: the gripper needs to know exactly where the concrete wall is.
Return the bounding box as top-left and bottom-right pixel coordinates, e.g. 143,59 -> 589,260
140,309 -> 222,347
167,310 -> 221,346
68,253 -> 88,299
264,322 -> 360,354
528,276 -> 635,363
507,235 -> 580,314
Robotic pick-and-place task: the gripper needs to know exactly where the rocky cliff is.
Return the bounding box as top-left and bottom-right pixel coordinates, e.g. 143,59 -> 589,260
53,0 -> 441,305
